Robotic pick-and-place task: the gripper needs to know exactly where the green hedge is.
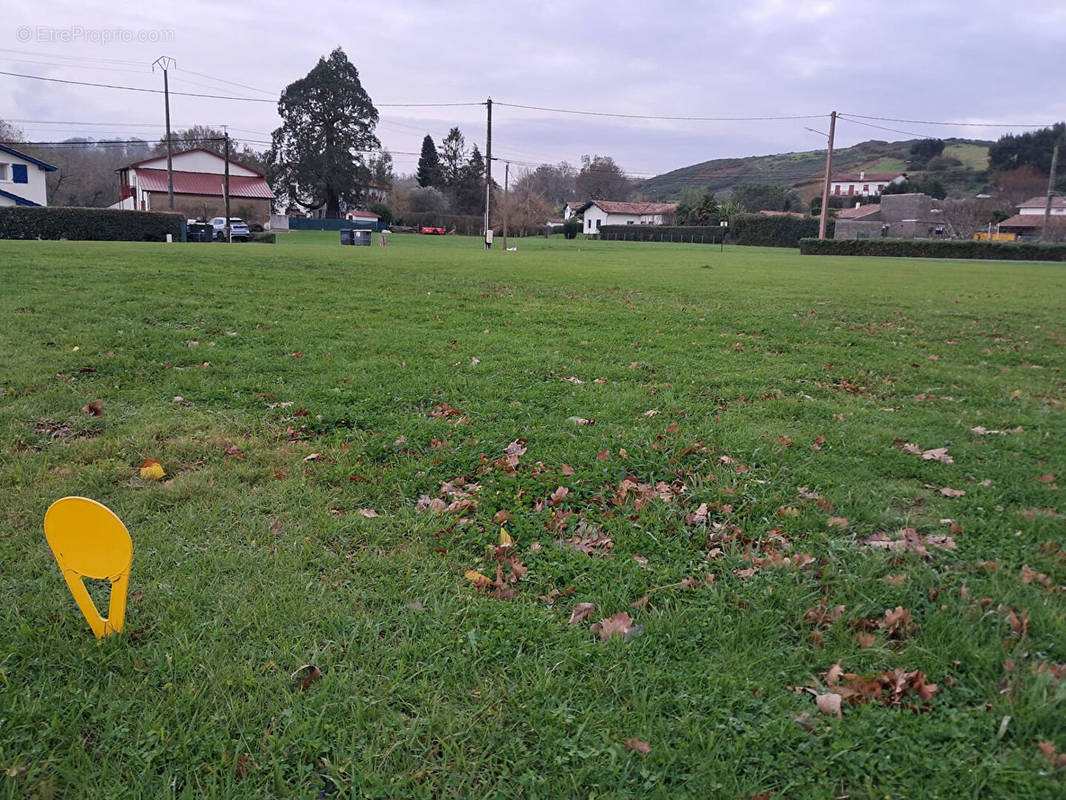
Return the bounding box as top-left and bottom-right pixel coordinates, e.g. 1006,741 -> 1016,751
597,225 -> 727,243
728,213 -> 827,247
0,206 -> 185,242
799,238 -> 1066,262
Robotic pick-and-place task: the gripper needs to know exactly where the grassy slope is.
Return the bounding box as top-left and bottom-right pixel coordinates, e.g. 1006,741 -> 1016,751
1,233 -> 1064,798
640,138 -> 992,202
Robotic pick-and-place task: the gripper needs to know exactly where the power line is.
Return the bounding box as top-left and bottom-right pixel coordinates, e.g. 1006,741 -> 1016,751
836,115 -> 931,139
840,112 -> 1055,128
0,68 -> 483,107
494,101 -> 826,122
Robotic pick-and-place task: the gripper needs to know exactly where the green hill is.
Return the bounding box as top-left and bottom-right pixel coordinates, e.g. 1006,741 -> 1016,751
640,138 -> 992,202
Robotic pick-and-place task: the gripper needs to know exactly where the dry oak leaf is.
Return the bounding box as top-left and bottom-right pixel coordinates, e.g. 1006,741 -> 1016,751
815,693 -> 843,718
464,570 -> 492,589
939,487 -> 966,498
857,632 -> 878,648
139,458 -> 165,481
1038,741 -> 1066,769
560,463 -> 575,476
568,602 -> 595,625
302,453 -> 321,462
357,508 -> 380,518
549,486 -> 570,507
922,447 -> 954,464
81,400 -> 104,417
827,517 -> 849,528
290,664 -> 323,691
631,595 -> 650,610
624,738 -> 651,755
591,611 -> 634,642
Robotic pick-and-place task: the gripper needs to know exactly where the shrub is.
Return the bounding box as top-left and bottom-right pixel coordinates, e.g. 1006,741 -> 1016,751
248,232 -> 276,244
0,206 -> 185,242
369,203 -> 394,227
728,213 -> 827,247
799,238 -> 1066,262
596,225 -> 727,244
562,217 -> 581,239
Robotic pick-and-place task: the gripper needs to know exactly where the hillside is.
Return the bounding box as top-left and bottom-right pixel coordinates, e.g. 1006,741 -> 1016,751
640,138 -> 992,202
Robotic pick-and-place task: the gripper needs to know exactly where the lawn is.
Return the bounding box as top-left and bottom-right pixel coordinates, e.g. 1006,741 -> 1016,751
1,233 -> 1064,798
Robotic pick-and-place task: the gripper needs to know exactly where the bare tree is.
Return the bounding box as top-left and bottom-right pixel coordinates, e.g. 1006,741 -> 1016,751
575,155 -> 634,201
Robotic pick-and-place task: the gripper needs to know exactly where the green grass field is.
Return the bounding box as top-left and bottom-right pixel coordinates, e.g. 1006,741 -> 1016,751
2,233 -> 1064,798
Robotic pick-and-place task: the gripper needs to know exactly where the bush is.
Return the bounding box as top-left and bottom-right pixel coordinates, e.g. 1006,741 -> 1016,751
728,213 -> 827,247
799,238 -> 1066,262
597,225 -> 727,243
0,206 -> 185,242
562,217 -> 580,239
248,232 -> 276,244
369,203 -> 394,227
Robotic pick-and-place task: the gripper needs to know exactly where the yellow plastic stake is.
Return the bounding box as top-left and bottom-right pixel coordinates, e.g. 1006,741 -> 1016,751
44,497 -> 133,638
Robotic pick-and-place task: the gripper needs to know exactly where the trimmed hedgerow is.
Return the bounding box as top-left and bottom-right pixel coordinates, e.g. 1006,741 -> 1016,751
799,237 -> 1066,262
0,206 -> 185,242
728,213 -> 826,247
597,225 -> 727,244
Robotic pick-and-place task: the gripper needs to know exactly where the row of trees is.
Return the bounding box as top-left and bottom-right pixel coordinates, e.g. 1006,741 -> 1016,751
414,129 -> 487,216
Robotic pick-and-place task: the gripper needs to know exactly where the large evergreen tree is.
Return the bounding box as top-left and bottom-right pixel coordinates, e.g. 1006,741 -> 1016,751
268,48 -> 380,218
416,135 -> 440,187
455,145 -> 486,216
438,128 -> 468,189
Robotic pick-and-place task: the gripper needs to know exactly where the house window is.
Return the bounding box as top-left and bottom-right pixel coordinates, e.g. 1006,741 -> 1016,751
848,185 -> 854,195
877,184 -> 884,192
0,163 -> 8,181
863,184 -> 869,193
627,220 -> 634,224
596,219 -> 601,229
833,185 -> 840,195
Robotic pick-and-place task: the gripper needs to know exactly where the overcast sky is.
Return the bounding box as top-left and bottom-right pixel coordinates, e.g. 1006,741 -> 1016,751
2,0 -> 1064,178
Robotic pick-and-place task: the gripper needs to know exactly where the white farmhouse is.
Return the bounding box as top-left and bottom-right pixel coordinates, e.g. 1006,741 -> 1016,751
573,200 -> 677,235
0,144 -> 57,207
830,171 -> 907,198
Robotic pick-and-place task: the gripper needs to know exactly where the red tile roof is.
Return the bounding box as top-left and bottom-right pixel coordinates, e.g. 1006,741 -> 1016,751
135,168 -> 275,199
837,204 -> 882,219
831,172 -> 905,183
998,213 -> 1066,229
1017,196 -> 1066,209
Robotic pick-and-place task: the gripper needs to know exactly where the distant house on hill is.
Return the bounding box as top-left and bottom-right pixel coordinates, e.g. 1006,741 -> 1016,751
0,144 -> 57,207
833,194 -> 946,240
573,200 -> 677,235
830,171 -> 907,198
112,148 -> 274,223
997,196 -> 1066,240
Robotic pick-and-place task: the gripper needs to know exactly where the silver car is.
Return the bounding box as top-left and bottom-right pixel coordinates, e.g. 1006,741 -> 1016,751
210,217 -> 250,241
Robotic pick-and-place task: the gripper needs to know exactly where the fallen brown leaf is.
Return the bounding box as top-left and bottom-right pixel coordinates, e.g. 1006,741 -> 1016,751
815,693 -> 843,718
568,602 -> 595,625
290,664 -> 322,690
624,738 -> 651,755
591,611 -> 634,642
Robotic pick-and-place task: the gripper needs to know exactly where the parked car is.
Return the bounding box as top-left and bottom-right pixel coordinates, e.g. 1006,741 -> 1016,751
210,217 -> 250,241
420,226 -> 447,235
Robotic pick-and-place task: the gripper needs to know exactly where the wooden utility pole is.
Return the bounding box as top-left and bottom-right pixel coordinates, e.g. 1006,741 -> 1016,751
818,111 -> 837,240
224,130 -> 231,242
153,56 -> 176,210
484,97 -> 493,249
503,161 -> 509,251
1043,138 -> 1060,241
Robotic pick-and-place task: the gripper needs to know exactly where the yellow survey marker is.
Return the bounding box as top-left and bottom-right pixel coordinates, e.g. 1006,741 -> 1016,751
44,497 -> 133,638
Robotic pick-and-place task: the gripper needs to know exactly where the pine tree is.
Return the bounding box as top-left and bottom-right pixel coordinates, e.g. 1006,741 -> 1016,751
416,135 -> 441,188
268,48 -> 380,218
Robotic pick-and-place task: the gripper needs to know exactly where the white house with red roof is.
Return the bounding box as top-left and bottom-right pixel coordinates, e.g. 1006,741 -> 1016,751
997,196 -> 1066,240
0,144 -> 57,207
830,170 -> 907,197
112,148 -> 274,223
573,200 -> 678,234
